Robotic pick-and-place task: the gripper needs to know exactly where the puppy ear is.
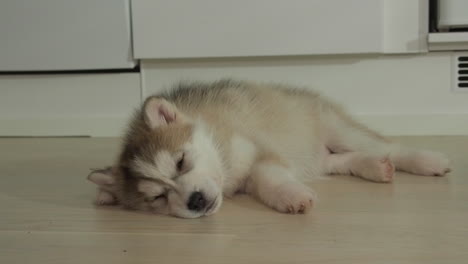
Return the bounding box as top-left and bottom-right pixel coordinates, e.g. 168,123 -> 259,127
87,166 -> 116,186
88,167 -> 118,206
143,97 -> 179,129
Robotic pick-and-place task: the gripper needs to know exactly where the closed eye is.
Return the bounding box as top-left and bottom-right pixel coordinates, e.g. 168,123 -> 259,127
174,151 -> 192,176
176,153 -> 185,172
144,194 -> 166,203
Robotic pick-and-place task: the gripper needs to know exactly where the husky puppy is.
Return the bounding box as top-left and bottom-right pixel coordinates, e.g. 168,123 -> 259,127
88,80 -> 451,218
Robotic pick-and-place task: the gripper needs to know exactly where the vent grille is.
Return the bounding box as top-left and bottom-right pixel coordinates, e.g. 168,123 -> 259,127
455,54 -> 468,90
455,53 -> 468,90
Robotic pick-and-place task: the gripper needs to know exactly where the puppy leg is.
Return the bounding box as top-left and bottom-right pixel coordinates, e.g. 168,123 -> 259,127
325,152 -> 394,183
324,109 -> 393,156
324,109 -> 451,176
245,156 -> 316,214
390,147 -> 451,176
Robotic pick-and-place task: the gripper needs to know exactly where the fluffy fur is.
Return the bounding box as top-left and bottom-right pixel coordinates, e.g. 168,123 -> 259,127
88,79 -> 451,218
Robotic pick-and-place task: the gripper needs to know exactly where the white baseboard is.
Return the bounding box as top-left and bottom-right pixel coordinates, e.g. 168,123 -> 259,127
1,114 -> 467,137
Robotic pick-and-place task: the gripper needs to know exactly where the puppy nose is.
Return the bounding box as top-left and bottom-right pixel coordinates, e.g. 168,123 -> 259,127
187,191 -> 206,211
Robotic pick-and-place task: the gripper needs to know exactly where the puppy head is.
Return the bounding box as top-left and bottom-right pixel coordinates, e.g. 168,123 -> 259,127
88,97 -> 224,218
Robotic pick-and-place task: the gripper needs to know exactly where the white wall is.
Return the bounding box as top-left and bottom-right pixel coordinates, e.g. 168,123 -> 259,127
141,52 -> 468,136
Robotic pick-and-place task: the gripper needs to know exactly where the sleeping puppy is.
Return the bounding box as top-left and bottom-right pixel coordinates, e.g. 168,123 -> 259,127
88,80 -> 451,218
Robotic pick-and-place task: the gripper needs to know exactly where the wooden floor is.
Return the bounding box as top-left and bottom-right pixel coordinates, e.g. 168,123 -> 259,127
0,136 -> 467,264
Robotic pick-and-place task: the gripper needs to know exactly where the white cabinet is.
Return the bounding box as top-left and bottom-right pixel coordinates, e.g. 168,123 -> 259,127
132,0 -> 384,58
0,0 -> 429,68
439,0 -> 468,28
0,0 -> 135,71
383,0 -> 428,53
132,0 -> 429,59
428,0 -> 468,51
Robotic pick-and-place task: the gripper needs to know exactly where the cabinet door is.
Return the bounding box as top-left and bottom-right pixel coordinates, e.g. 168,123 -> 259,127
132,0 -> 384,58
0,0 -> 135,71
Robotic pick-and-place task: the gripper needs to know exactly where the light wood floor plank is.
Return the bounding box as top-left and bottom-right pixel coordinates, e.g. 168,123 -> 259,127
1,136 -> 467,263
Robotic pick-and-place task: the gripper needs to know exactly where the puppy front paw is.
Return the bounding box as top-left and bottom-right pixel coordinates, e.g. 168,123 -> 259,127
271,183 -> 316,214
94,189 -> 116,206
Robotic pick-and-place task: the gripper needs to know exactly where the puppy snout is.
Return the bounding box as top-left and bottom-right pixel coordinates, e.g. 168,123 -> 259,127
187,191 -> 206,211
